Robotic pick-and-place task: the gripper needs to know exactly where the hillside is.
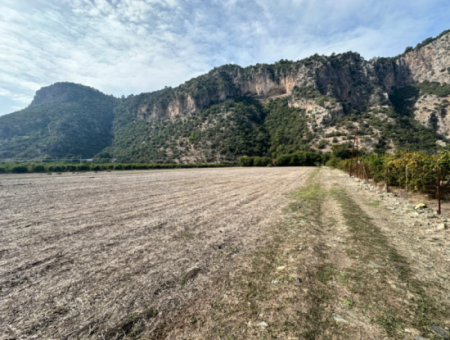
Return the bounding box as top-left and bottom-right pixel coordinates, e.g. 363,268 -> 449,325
0,83 -> 119,160
1,30 -> 450,162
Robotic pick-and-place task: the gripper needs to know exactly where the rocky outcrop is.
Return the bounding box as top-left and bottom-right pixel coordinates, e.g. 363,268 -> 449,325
289,96 -> 344,125
128,31 -> 450,127
30,82 -> 103,107
399,33 -> 450,84
413,93 -> 450,137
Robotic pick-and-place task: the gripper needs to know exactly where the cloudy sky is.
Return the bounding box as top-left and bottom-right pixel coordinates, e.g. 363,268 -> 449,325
1,0 -> 449,115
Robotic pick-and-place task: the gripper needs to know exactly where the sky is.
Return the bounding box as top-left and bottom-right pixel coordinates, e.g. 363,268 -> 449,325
1,0 -> 449,116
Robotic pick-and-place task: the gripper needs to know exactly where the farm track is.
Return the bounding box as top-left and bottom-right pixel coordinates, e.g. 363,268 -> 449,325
0,167 -> 311,339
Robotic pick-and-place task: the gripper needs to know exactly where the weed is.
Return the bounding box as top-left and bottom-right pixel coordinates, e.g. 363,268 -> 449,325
365,201 -> 381,206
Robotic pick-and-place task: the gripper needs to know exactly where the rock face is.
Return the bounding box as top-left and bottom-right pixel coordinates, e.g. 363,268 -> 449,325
413,93 -> 450,137
400,33 -> 450,84
30,82 -> 104,106
133,54 -> 394,122
129,32 -> 450,128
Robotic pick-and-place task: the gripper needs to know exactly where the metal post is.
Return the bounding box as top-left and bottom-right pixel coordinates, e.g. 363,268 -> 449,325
405,165 -> 408,200
437,166 -> 441,215
386,166 -> 389,193
349,128 -> 358,177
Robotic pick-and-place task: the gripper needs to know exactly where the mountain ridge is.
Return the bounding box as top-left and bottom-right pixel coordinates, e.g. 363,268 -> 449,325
1,29 -> 450,162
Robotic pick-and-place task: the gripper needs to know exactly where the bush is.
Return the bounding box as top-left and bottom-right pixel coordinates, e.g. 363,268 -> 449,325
76,164 -> 90,171
123,164 -> 132,170
0,167 -> 6,173
275,154 -> 291,166
253,156 -> 272,166
317,139 -> 328,149
28,164 -> 46,172
331,143 -> 352,159
11,165 -> 28,173
66,165 -> 77,171
114,164 -> 124,170
326,157 -> 342,168
238,156 -> 254,167
91,164 -> 101,171
53,165 -> 65,172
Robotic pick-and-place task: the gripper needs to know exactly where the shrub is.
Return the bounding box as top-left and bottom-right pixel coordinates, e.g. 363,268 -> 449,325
0,167 -> 6,173
66,165 -> 77,171
326,157 -> 342,168
114,164 -> 124,170
53,165 -> 65,172
11,165 -> 28,173
253,156 -> 272,166
275,154 -> 291,166
123,164 -> 132,170
317,139 -> 327,149
91,164 -> 101,171
238,156 -> 253,166
76,164 -> 90,171
28,164 -> 46,172
332,143 -> 352,159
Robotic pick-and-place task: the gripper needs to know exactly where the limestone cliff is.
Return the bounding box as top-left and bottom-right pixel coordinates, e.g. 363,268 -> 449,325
125,31 -> 450,136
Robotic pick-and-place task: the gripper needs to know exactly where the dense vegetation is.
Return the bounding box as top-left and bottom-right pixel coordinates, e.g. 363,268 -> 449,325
0,83 -> 118,159
0,161 -> 233,174
327,150 -> 450,196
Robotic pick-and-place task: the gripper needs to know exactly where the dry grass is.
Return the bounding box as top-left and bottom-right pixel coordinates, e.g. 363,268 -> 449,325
0,167 -> 312,339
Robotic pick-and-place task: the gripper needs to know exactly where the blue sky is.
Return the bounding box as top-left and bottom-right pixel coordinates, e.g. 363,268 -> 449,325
1,0 -> 449,116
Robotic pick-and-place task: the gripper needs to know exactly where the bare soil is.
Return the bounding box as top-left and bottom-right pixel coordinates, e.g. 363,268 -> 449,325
0,168 -> 312,339
1,167 -> 450,340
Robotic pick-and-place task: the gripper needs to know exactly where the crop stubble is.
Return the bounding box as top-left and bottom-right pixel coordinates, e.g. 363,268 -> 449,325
0,167 -> 312,339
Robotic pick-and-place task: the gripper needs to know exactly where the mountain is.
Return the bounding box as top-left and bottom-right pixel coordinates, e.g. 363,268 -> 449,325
1,29 -> 450,162
0,83 -> 118,160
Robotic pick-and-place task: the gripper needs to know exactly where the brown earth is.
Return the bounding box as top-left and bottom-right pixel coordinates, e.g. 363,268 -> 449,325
0,167 -> 311,339
1,168 -> 450,340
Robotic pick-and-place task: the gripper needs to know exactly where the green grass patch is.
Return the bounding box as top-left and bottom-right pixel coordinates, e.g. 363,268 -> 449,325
365,201 -> 381,207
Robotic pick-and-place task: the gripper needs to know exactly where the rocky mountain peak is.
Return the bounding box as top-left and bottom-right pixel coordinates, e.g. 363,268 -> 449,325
30,82 -> 106,107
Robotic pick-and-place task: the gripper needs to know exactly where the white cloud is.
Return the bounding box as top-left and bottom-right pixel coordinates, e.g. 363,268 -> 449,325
0,0 -> 449,115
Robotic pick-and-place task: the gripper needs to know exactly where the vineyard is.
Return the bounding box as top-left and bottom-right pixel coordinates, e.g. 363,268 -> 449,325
328,151 -> 450,199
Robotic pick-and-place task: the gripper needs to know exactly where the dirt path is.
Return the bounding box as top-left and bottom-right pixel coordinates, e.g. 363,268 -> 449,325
0,167 -> 312,340
164,168 -> 450,340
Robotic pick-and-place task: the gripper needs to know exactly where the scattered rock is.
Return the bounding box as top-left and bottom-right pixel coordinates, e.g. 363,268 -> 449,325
369,261 -> 384,267
182,267 -> 201,282
430,324 -> 450,339
256,321 -> 268,327
426,213 -> 438,219
415,336 -> 428,340
406,291 -> 416,300
415,203 -> 427,210
271,280 -> 278,285
333,316 -> 349,323
303,288 -> 311,294
297,205 -> 302,209
277,266 -> 286,271
294,277 -> 302,284
437,223 -> 447,230
404,327 -> 420,335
